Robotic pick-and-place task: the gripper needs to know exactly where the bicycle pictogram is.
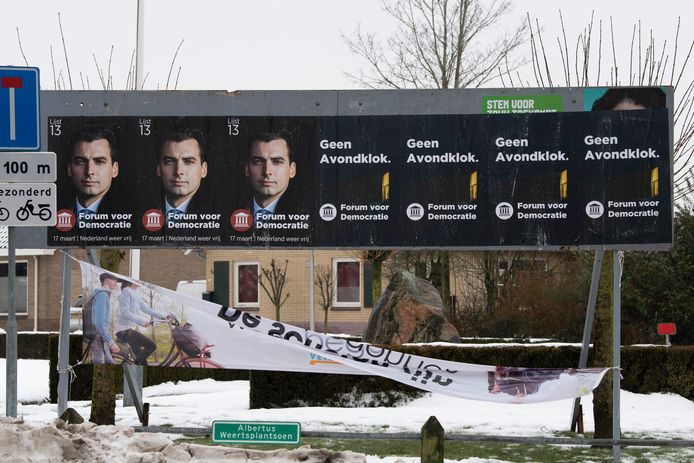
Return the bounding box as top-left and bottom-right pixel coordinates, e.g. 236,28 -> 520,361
0,201 -> 9,221
16,199 -> 52,221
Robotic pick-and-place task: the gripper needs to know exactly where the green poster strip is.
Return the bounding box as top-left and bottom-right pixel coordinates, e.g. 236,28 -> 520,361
482,95 -> 563,113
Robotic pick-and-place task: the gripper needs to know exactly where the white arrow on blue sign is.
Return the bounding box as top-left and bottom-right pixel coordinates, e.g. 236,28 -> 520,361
0,66 -> 40,151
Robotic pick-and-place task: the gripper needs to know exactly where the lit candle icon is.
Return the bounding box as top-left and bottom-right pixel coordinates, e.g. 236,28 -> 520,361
1,76 -> 23,141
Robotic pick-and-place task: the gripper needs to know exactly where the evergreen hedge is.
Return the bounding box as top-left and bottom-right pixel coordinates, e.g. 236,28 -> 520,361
0,333 -> 52,359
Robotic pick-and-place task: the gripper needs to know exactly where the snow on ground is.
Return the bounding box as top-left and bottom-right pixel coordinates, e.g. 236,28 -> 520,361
2,359 -> 694,462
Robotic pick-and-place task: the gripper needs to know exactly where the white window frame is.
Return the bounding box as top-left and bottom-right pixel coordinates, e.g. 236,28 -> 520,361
0,260 -> 29,316
332,258 -> 361,308
234,261 -> 259,308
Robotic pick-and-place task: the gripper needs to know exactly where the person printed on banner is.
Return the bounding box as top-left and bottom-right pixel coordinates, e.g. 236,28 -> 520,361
64,127 -> 120,222
90,273 -> 121,364
157,128 -> 208,224
244,129 -> 298,225
115,280 -> 169,365
591,87 -> 665,111
487,366 -> 565,398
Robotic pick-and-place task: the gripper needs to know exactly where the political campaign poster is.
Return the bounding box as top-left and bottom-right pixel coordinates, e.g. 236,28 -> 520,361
47,101 -> 672,250
78,260 -> 609,404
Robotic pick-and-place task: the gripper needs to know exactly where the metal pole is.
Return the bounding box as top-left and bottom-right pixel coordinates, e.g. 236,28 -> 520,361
570,248 -> 604,429
612,251 -> 623,463
57,250 -> 72,416
5,227 -> 17,417
135,0 -> 145,90
309,250 -> 315,331
124,0 -> 147,409
86,249 -> 100,267
123,250 -> 144,407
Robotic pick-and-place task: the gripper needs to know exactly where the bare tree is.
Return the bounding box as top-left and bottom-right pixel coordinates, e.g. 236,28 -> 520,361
354,250 -> 392,303
258,259 -> 290,322
519,12 -> 694,439
313,265 -> 335,334
343,0 -> 527,89
522,14 -> 694,201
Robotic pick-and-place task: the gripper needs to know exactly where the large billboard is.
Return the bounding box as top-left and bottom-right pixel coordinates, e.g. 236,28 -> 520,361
45,87 -> 673,250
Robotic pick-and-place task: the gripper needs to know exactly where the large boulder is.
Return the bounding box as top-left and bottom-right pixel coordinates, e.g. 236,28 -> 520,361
363,270 -> 460,344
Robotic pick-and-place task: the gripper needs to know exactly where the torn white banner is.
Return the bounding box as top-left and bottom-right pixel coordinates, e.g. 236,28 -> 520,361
78,261 -> 608,404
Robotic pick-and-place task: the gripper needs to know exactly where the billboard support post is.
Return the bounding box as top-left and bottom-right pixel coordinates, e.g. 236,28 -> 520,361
612,252 -> 623,463
570,248 -> 604,430
57,250 -> 72,416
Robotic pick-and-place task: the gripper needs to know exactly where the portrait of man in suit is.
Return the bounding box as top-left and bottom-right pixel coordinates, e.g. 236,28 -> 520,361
157,128 -> 208,223
66,127 -> 119,220
245,129 -> 297,222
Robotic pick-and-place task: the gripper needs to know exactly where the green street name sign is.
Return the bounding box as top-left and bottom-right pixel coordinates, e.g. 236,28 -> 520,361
212,421 -> 301,444
482,95 -> 563,113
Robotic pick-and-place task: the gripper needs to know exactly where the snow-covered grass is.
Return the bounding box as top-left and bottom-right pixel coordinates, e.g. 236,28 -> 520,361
2,359 -> 693,462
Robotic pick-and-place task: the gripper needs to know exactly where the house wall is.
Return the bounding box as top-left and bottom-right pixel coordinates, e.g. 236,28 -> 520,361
206,249 -> 376,335
1,249 -> 206,332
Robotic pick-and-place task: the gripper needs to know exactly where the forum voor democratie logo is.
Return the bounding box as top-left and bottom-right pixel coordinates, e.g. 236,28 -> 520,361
319,203 -> 337,221
495,202 -> 514,220
406,203 -> 424,221
230,209 -> 252,232
585,201 -> 604,219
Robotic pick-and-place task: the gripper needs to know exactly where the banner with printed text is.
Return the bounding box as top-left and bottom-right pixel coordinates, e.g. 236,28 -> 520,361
79,261 -> 609,404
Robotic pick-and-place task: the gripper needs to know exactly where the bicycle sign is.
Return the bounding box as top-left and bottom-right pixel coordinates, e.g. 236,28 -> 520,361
0,183 -> 56,226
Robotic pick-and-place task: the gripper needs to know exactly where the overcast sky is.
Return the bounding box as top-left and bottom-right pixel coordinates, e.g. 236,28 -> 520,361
0,0 -> 692,91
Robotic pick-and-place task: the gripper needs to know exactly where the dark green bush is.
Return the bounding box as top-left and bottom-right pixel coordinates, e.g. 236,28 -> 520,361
0,333 -> 53,359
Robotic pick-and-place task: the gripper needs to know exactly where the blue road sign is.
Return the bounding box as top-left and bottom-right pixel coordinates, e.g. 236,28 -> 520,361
0,66 -> 40,151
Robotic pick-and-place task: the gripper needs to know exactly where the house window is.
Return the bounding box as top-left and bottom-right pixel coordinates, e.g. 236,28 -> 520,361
0,262 -> 28,315
234,262 -> 259,307
651,167 -> 659,197
333,259 -> 361,307
559,169 -> 568,200
470,171 -> 478,201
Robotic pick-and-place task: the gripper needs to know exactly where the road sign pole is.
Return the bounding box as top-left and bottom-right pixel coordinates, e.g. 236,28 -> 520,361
5,227 -> 17,417
57,250 -> 72,416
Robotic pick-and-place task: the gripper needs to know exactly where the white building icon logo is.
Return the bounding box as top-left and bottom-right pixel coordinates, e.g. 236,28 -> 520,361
585,201 -> 604,219
319,204 -> 337,221
142,209 -> 164,232
231,209 -> 252,232
495,202 -> 514,220
406,203 -> 424,221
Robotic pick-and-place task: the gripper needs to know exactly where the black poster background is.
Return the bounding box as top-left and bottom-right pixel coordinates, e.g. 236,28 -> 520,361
46,110 -> 672,249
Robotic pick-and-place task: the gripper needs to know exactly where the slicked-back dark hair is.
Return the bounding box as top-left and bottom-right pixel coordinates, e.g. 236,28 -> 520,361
71,127 -> 119,163
248,129 -> 294,163
591,87 -> 666,111
161,128 -> 206,162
